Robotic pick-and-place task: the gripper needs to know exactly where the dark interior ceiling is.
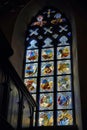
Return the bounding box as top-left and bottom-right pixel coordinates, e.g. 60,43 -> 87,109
0,0 -> 87,15
0,0 -> 31,15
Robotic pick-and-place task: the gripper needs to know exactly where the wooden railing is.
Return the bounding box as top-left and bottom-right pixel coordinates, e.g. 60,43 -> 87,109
0,60 -> 36,129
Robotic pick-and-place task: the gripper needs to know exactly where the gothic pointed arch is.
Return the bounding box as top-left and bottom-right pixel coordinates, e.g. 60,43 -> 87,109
11,0 -> 82,129
23,6 -> 75,126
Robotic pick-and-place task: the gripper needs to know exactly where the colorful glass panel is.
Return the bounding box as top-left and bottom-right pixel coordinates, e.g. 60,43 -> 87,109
32,15 -> 47,27
57,110 -> 73,125
57,46 -> 70,59
57,75 -> 71,91
41,48 -> 54,61
41,62 -> 54,76
26,49 -> 38,62
25,63 -> 38,77
38,111 -> 53,126
24,78 -> 37,93
57,60 -> 71,75
40,77 -> 53,92
57,92 -> 72,109
39,93 -> 53,110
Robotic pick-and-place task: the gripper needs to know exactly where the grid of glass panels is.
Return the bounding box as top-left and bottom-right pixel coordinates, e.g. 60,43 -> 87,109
23,7 -> 74,126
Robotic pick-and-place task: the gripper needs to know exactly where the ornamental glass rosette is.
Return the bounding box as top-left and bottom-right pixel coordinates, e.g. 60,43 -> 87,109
23,7 -> 74,127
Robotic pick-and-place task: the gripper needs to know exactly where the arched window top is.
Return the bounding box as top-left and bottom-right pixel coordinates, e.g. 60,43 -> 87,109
29,6 -> 71,25
23,6 -> 75,127
25,7 -> 72,50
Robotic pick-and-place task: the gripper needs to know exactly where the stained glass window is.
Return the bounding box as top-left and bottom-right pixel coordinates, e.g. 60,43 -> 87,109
23,7 -> 75,127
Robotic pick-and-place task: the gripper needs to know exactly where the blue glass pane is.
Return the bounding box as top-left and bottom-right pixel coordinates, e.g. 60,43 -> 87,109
42,37 -> 53,48
58,35 -> 69,46
27,39 -> 38,49
43,27 -> 53,35
57,92 -> 72,109
28,28 -> 39,36
59,25 -> 68,33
